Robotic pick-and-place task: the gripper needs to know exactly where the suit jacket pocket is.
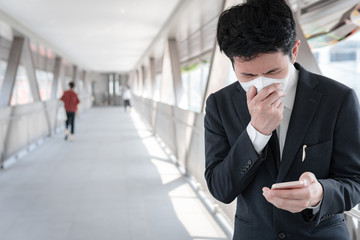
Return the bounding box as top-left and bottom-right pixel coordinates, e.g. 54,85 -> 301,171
300,140 -> 332,177
310,214 -> 345,233
304,140 -> 332,160
235,214 -> 253,225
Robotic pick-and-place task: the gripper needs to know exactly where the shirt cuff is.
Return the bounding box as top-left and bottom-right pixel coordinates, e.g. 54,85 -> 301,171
246,123 -> 272,154
307,198 -> 322,215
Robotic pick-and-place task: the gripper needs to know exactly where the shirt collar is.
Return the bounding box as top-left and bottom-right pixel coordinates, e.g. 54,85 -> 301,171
283,63 -> 298,111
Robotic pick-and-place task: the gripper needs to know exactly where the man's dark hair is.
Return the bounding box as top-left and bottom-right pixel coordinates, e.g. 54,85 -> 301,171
217,0 -> 296,62
69,82 -> 75,88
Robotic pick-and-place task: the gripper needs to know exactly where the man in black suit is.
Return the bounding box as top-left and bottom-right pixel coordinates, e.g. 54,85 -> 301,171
204,0 -> 360,239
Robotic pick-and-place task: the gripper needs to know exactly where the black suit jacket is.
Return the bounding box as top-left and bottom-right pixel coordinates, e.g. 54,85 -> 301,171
204,63 -> 360,239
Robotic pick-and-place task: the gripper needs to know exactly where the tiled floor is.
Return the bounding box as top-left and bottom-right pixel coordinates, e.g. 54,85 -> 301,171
0,107 -> 228,240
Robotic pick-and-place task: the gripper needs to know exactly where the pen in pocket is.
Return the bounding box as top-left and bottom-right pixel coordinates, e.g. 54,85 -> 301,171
302,145 -> 307,162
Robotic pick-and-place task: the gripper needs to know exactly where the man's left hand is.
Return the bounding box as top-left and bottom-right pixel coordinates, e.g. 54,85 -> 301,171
262,172 -> 323,213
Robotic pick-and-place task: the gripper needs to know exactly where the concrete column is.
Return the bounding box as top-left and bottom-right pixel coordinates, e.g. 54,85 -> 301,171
168,38 -> 183,106
61,62 -> 68,92
22,38 -> 41,102
160,43 -> 173,104
138,67 -> 143,96
22,38 -> 52,136
72,65 -> 78,91
141,66 -> 147,97
51,56 -> 63,100
0,37 -> 24,107
83,70 -> 89,96
149,57 -> 156,99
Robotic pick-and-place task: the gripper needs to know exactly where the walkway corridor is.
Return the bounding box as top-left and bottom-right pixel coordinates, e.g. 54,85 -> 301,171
0,107 -> 227,240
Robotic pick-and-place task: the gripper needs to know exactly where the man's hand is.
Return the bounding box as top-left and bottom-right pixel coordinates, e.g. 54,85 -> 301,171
246,83 -> 285,135
262,172 -> 324,213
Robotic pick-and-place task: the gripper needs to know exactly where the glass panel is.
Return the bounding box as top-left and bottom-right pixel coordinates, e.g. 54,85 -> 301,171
56,77 -> 63,99
36,69 -> 53,101
190,62 -> 209,112
115,79 -> 121,96
295,0 -> 360,100
78,79 -> 84,95
180,70 -> 190,109
226,63 -> 237,86
153,72 -> 162,102
311,29 -> 360,100
160,50 -> 175,105
109,74 -> 114,96
47,72 -> 54,99
180,59 -> 211,112
11,65 -> 33,105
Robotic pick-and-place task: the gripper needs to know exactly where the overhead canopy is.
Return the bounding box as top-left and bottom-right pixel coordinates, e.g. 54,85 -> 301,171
0,0 -> 181,73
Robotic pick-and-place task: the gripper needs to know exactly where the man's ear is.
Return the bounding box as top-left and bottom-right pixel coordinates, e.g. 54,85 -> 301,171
291,40 -> 301,64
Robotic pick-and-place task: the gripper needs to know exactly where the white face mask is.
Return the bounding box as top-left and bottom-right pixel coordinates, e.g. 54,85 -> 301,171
239,62 -> 291,93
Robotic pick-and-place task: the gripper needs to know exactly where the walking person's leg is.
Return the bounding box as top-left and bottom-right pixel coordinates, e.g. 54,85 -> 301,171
65,112 -> 70,140
69,112 -> 75,141
123,100 -> 127,111
124,100 -> 130,112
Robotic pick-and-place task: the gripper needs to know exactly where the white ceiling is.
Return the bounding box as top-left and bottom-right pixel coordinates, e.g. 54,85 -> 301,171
0,0 -> 181,73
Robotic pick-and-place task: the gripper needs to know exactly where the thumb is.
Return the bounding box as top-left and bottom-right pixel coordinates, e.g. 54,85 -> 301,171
299,172 -> 317,186
246,86 -> 257,103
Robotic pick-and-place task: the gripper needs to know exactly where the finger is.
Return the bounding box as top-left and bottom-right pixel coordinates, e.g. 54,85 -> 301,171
264,91 -> 285,106
272,99 -> 282,108
263,190 -> 309,212
266,196 -> 308,213
269,188 -> 307,200
246,86 -> 257,103
255,83 -> 282,101
278,102 -> 284,112
299,172 -> 317,186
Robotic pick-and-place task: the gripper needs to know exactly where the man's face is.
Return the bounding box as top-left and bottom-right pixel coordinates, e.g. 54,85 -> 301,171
233,51 -> 292,83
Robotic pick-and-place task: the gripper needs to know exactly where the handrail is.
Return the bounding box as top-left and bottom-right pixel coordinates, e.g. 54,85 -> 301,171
0,96 -> 93,123
345,208 -> 360,221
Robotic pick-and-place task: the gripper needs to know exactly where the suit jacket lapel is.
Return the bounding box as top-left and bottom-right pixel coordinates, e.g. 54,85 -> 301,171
232,83 -> 278,180
232,84 -> 250,128
276,64 -> 322,182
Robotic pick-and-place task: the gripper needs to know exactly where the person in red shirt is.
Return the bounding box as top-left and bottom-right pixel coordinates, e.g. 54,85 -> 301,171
60,82 -> 80,141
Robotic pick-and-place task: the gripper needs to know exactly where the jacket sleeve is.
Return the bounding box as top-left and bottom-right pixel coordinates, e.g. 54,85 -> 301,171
315,89 -> 360,225
204,93 -> 268,204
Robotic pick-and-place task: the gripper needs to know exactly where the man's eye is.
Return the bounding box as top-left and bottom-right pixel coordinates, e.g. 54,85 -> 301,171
266,71 -> 281,76
244,74 -> 256,78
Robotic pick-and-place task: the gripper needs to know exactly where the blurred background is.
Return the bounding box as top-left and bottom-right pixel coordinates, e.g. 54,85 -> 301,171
0,0 -> 360,239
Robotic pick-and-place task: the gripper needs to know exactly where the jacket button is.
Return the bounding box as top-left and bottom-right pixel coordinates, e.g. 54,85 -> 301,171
278,232 -> 286,239
248,160 -> 252,165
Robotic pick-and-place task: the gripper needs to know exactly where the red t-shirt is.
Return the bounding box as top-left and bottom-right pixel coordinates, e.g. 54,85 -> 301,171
61,90 -> 80,112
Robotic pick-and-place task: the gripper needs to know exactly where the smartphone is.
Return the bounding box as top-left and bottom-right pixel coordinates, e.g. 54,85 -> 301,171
271,180 -> 304,190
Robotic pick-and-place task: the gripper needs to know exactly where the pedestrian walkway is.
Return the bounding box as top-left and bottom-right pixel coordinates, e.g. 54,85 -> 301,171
0,107 -> 227,240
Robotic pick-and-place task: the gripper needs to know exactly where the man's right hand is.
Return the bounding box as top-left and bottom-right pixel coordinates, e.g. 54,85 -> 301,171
246,83 -> 285,135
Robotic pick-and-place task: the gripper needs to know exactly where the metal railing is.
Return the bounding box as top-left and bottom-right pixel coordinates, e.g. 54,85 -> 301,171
0,97 -> 93,167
